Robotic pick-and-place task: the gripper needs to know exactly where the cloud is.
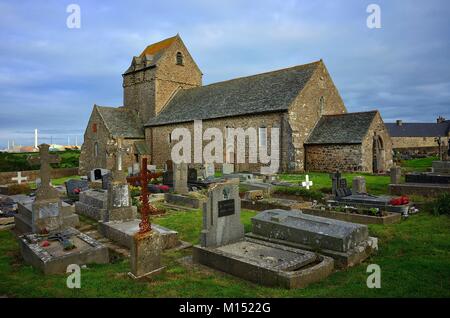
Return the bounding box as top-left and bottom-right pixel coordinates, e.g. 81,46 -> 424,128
0,0 -> 449,149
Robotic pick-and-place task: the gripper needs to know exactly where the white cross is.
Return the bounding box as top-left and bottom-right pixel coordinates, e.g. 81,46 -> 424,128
11,171 -> 28,184
302,174 -> 313,190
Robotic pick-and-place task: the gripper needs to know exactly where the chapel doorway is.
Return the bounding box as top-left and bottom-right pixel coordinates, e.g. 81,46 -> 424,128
372,136 -> 385,173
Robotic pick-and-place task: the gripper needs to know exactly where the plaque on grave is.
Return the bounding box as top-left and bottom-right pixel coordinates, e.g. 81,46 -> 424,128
94,169 -> 102,180
188,168 -> 198,183
218,199 -> 235,217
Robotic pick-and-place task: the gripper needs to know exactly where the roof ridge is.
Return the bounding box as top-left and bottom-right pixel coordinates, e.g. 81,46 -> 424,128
322,110 -> 378,117
184,60 -> 322,91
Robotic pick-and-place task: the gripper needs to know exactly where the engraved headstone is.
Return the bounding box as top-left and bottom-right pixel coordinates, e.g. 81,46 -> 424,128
173,162 -> 189,194
200,183 -> 244,247
352,176 -> 366,194
390,166 -> 402,184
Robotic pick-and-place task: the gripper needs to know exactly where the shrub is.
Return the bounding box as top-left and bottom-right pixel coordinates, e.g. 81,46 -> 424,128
430,193 -> 450,216
273,186 -> 323,201
7,183 -> 32,195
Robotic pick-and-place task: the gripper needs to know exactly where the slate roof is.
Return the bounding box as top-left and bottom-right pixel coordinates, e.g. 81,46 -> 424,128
134,140 -> 151,155
95,105 -> 144,138
145,61 -> 321,127
305,111 -> 378,144
385,122 -> 450,137
124,35 -> 177,74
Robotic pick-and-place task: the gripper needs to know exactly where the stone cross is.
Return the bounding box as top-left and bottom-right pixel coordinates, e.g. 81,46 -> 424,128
11,171 -> 28,184
27,144 -> 60,201
301,175 -> 313,190
330,171 -> 342,197
107,138 -> 130,181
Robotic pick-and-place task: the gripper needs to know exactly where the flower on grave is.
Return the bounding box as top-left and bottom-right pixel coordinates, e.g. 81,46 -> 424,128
73,187 -> 81,194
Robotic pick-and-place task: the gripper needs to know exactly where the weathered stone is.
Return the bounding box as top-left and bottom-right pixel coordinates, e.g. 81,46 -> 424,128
244,190 -> 264,201
432,161 -> 450,174
173,162 -> 189,194
251,209 -> 368,253
352,176 -> 367,194
390,166 -> 402,184
222,163 -> 234,175
18,227 -> 109,275
75,189 -> 108,220
129,231 -> 164,279
201,183 -> 244,247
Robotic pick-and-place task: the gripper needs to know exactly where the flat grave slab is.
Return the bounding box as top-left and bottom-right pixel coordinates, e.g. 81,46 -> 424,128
98,219 -> 181,250
193,237 -> 334,289
19,227 -> 109,274
247,209 -> 377,268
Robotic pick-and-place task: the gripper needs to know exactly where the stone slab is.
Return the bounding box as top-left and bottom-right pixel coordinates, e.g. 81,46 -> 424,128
193,237 -> 334,289
389,183 -> 450,197
164,193 -> 205,209
251,209 -> 369,253
129,231 -> 164,279
98,219 -> 180,250
19,227 -> 109,275
301,208 -> 402,225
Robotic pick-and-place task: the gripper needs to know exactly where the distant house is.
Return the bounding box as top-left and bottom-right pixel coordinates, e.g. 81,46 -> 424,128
386,117 -> 450,155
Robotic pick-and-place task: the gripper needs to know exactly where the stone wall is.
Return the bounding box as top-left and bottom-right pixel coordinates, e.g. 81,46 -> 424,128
122,36 -> 202,123
147,112 -> 286,173
78,107 -> 141,175
0,167 -> 78,185
361,111 -> 393,172
287,61 -> 347,171
305,144 -> 364,172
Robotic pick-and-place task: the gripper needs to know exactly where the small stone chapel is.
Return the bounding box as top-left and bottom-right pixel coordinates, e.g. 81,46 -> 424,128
79,34 -> 392,174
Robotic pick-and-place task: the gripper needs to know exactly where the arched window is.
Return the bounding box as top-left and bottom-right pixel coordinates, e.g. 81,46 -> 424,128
319,96 -> 325,116
176,52 -> 184,65
94,142 -> 98,157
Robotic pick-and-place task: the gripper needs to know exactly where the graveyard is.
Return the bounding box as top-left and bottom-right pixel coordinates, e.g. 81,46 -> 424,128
0,147 -> 449,298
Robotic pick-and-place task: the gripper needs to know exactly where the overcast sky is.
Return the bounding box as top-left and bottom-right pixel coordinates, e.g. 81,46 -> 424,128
0,0 -> 449,148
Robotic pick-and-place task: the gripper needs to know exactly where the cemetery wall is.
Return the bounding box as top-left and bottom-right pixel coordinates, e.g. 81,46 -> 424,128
391,136 -> 443,149
287,61 -> 347,171
305,144 -> 364,172
0,167 -> 78,185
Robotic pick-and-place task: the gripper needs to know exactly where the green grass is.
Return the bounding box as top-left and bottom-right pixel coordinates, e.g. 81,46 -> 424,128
1,209 -> 449,298
400,156 -> 438,173
279,172 -> 391,196
0,150 -> 80,172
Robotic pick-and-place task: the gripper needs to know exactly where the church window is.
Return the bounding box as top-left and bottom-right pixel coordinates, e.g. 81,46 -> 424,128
168,133 -> 172,143
259,127 -> 267,147
319,96 -> 325,116
176,52 -> 184,65
94,142 -> 98,157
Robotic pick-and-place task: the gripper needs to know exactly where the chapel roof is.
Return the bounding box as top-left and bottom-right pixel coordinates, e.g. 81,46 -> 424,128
145,61 -> 321,126
95,105 -> 144,138
305,111 -> 379,144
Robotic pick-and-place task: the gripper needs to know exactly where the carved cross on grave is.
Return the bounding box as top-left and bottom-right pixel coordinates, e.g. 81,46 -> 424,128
11,171 -> 28,184
127,158 -> 159,234
27,144 -> 60,201
106,138 -> 130,182
301,175 -> 313,190
330,171 -> 341,197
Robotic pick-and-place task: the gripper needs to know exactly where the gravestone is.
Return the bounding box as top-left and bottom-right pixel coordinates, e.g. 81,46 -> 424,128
129,231 -> 164,279
105,138 -> 136,222
173,162 -> 189,194
101,172 -> 112,190
193,184 -> 335,288
65,179 -> 89,200
222,163 -> 234,175
16,144 -> 79,234
75,189 -> 108,220
352,176 -> 366,194
200,183 -> 244,247
331,172 -> 351,198
203,163 -> 215,178
248,209 -> 378,268
188,167 -> 198,183
390,166 -> 402,184
162,160 -> 174,186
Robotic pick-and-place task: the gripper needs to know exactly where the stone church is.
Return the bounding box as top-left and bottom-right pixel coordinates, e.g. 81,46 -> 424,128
79,35 -> 392,175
